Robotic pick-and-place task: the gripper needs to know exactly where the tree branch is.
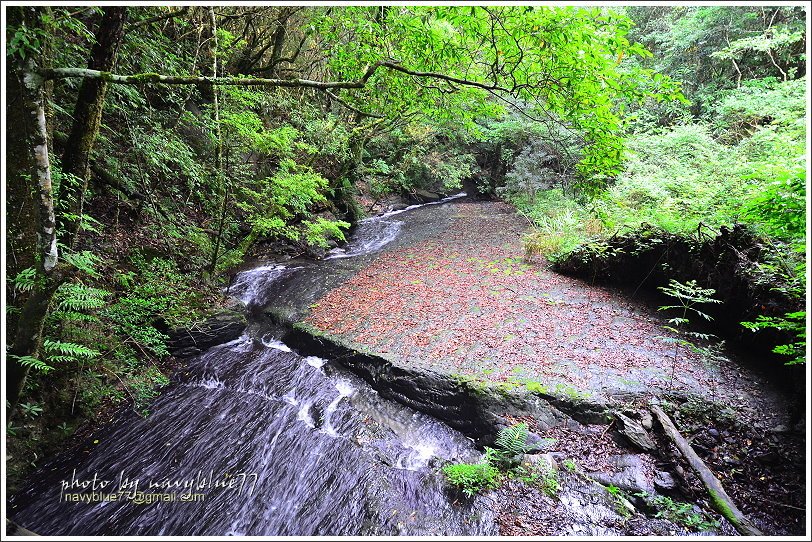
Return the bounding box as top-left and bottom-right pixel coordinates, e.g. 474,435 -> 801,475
126,7 -> 188,30
42,59 -> 506,96
41,64 -> 385,90
651,403 -> 764,536
378,61 -> 509,93
324,90 -> 385,119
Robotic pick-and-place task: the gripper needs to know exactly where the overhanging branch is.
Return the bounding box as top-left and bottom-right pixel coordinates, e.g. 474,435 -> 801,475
324,90 -> 385,119
40,67 -> 379,89
41,60 -> 505,95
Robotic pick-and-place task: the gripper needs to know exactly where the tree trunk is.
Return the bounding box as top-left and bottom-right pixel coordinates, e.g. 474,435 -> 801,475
7,270 -> 66,411
207,8 -> 228,276
331,131 -> 366,223
6,7 -> 62,412
61,6 -> 128,246
6,9 -> 40,335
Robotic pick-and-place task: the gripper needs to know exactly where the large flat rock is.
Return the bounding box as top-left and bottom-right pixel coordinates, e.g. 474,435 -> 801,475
263,201 -> 792,432
300,204 -> 784,417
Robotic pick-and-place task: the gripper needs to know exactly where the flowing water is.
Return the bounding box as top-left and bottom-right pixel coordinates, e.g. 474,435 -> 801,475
9,194 -> 496,536
325,193 -> 466,260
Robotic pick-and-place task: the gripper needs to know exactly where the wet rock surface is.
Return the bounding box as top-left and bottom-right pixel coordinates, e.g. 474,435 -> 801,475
263,199 -> 804,536
615,412 -> 657,452
553,224 -> 804,394
293,202 -> 795,434
587,454 -> 655,494
167,309 -> 247,357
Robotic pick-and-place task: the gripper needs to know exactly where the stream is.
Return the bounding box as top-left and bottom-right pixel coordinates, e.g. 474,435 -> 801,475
9,195 -> 499,536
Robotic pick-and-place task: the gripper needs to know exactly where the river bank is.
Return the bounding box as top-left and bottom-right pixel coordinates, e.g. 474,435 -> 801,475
9,197 -> 805,536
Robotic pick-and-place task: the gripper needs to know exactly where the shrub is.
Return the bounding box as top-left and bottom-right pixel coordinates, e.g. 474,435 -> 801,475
648,494 -> 721,532
441,423 -> 540,496
441,462 -> 501,497
709,77 -> 806,143
503,139 -> 568,199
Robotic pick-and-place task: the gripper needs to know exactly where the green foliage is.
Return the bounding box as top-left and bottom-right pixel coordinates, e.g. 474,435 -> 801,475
626,6 -> 805,118
302,217 -> 351,249
103,254 -> 204,357
10,355 -> 54,374
43,339 -> 99,364
604,485 -> 634,518
228,158 -> 350,260
519,466 -> 561,497
7,422 -> 21,437
709,78 -> 806,142
741,164 -> 805,247
53,282 -> 109,313
658,279 -> 722,323
361,125 -> 475,198
441,462 -> 501,497
493,422 -> 538,462
316,5 -> 682,190
442,423 -> 543,496
711,24 -> 804,74
19,402 -> 44,418
657,279 -> 722,388
515,191 -> 593,262
127,366 -> 171,416
8,22 -> 48,60
741,311 -> 806,365
511,78 -> 806,285
10,267 -> 38,293
648,493 -> 721,532
7,7 -> 96,61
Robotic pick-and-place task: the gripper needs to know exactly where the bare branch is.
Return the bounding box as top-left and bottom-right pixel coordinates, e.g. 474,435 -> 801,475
126,7 -> 188,30
324,90 -> 385,119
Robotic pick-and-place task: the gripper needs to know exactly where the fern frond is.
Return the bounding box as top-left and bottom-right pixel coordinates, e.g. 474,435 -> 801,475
43,339 -> 99,360
54,283 -> 110,312
11,267 -> 37,293
495,423 -> 532,456
62,250 -> 102,277
49,310 -> 101,323
10,354 -> 54,373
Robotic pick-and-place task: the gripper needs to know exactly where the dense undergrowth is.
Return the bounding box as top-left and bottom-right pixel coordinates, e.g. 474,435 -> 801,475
511,77 -> 806,367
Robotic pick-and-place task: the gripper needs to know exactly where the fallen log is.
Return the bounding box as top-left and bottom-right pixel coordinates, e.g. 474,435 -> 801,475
650,403 -> 763,536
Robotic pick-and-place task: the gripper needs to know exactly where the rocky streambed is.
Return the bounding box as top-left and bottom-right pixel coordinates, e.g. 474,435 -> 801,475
9,196 -> 805,536
262,198 -> 806,536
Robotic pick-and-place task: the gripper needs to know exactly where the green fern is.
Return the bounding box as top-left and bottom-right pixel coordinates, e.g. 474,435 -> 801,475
62,249 -> 102,277
53,283 -> 110,312
495,422 -> 535,457
48,310 -> 100,324
10,267 -> 37,293
9,354 -> 54,374
43,339 -> 99,362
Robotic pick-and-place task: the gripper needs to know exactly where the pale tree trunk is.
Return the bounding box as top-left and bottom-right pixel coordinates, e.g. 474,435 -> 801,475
61,7 -> 128,247
208,8 -> 228,275
7,8 -> 63,412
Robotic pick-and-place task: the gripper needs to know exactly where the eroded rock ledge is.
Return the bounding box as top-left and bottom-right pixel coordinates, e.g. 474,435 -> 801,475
283,322 -> 612,446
